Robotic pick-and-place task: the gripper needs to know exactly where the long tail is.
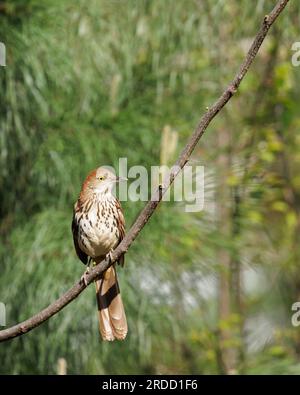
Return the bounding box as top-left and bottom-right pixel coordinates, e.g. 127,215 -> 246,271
95,266 -> 127,341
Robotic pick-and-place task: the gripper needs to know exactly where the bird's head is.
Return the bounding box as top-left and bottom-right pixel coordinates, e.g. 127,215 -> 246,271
82,167 -> 127,196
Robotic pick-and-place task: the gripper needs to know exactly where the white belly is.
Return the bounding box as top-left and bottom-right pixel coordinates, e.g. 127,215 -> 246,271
77,204 -> 119,258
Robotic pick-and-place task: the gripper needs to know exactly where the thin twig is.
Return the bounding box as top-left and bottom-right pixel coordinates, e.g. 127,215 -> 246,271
0,0 -> 290,342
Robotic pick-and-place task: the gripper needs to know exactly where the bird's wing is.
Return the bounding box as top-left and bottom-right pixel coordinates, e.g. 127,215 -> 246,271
72,202 -> 88,265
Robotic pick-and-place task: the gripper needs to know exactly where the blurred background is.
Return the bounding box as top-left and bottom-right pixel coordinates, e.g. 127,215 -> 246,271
1,0 -> 300,374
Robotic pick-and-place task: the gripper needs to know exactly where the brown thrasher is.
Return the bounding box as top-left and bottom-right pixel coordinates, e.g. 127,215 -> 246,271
72,167 -> 128,341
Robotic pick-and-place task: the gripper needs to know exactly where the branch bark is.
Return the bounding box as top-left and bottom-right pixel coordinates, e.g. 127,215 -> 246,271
0,0 -> 290,342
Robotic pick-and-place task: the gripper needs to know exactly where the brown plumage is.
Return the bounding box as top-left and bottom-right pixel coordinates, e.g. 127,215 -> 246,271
72,167 -> 127,341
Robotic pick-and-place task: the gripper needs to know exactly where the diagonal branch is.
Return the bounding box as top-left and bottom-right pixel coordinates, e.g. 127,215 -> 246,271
0,0 -> 290,342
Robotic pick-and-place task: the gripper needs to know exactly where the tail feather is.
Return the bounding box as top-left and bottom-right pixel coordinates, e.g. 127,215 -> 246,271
95,266 -> 127,341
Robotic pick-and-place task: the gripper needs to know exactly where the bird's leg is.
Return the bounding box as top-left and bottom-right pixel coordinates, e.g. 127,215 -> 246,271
105,250 -> 114,263
80,257 -> 93,286
81,253 -> 113,285
102,250 -> 115,281
80,268 -> 89,286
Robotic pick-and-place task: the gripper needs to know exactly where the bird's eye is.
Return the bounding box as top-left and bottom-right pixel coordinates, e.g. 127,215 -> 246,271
99,176 -> 104,181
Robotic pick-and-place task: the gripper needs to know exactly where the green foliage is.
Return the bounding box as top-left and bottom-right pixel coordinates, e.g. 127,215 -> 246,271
1,0 -> 300,374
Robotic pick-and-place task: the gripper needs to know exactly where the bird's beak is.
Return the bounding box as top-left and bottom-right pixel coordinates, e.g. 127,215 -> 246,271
115,176 -> 128,182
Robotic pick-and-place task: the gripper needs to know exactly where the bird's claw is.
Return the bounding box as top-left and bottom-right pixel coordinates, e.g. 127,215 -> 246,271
80,267 -> 90,286
105,250 -> 113,263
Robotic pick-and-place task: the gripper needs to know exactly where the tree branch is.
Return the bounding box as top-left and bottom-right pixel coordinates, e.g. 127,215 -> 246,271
0,0 -> 290,342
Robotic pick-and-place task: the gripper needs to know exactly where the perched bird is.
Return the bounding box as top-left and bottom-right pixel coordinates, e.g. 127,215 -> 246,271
72,167 -> 127,341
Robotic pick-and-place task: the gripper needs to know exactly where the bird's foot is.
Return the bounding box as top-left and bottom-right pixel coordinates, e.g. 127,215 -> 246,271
105,250 -> 113,263
80,266 -> 90,286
